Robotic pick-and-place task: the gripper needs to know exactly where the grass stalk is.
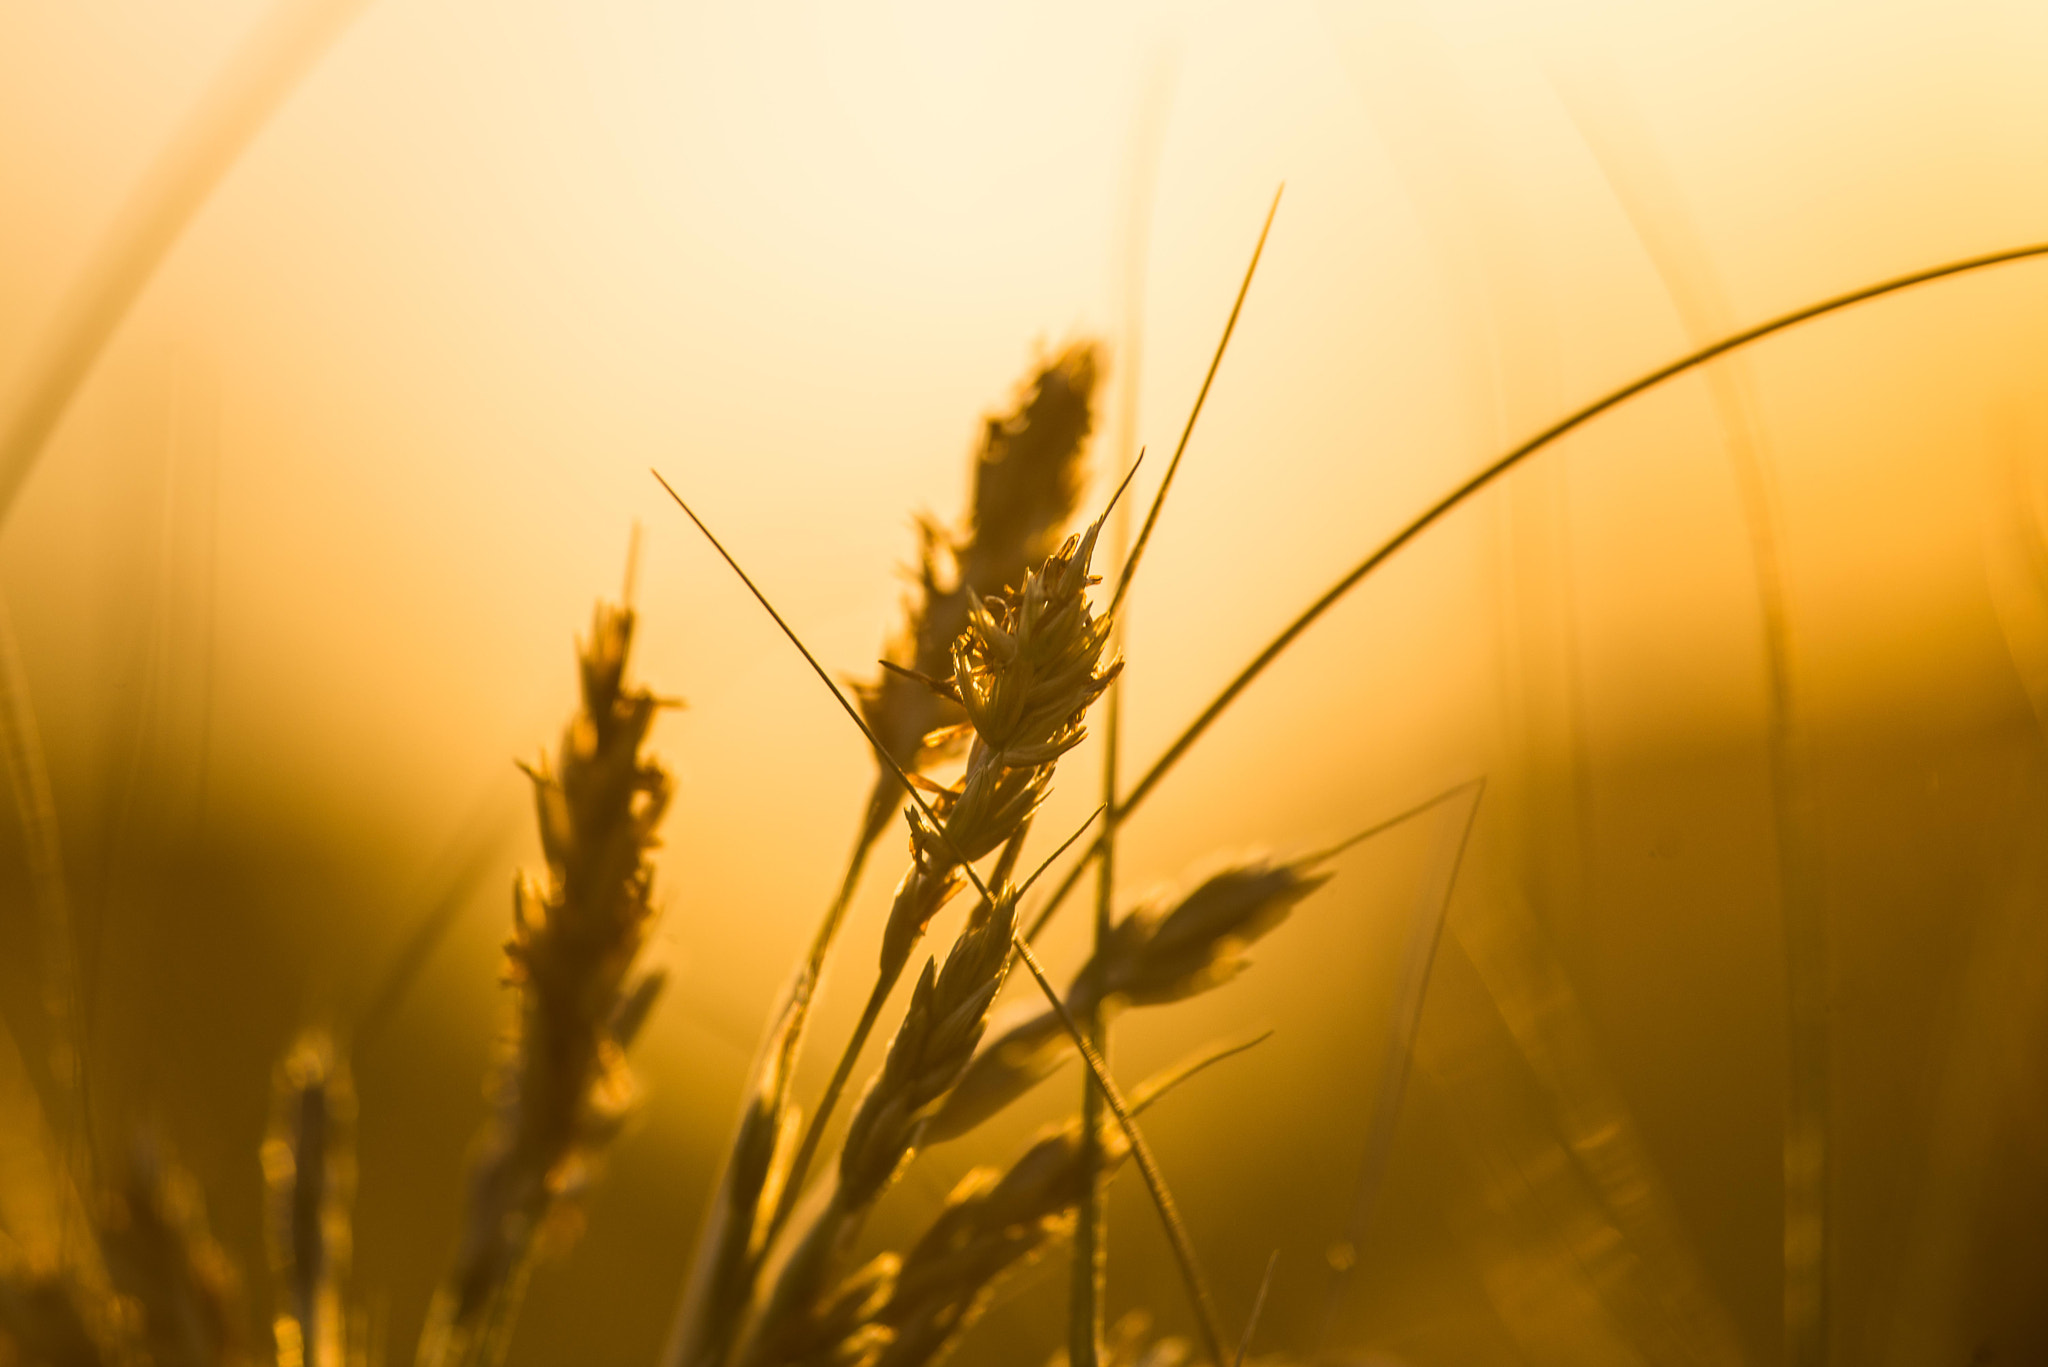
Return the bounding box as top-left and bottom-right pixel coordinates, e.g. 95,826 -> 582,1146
1006,939 -> 1228,1367
934,853 -> 1337,1146
1071,587 -> 1121,1367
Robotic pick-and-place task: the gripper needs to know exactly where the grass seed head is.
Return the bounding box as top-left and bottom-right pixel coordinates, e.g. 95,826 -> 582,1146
1087,860 -> 1329,1010
877,524 -> 1121,986
421,600 -> 671,1365
843,892 -> 1020,1210
261,1032 -> 355,1367
863,1118 -> 1131,1367
857,345 -> 1099,824
927,858 -> 1328,1143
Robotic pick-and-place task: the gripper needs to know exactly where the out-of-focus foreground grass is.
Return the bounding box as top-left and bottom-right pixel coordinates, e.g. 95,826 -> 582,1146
3,1 -> 2048,1364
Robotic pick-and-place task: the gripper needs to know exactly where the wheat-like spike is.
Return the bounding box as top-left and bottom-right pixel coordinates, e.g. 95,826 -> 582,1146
97,1137 -> 254,1367
857,344 -> 1100,814
741,893 -> 1021,1367
416,601 -> 671,1367
867,520 -> 1122,984
846,343 -> 1101,951
752,1250 -> 900,1367
873,1118 -> 1126,1367
931,859 -> 1327,1143
792,1039 -> 1264,1367
262,1031 -> 356,1367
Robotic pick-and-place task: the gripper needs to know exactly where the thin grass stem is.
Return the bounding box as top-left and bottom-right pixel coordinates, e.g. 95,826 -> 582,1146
1234,1250 -> 1279,1367
1008,935 -> 1229,1367
1295,777 -> 1485,868
1074,558 -> 1127,1367
1108,186 -> 1284,615
1128,1030 -> 1274,1117
1016,807 -> 1106,904
1316,781 -> 1484,1347
764,976 -> 890,1248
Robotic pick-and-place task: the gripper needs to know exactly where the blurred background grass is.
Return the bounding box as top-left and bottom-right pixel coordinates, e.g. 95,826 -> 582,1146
3,0 -> 2048,1363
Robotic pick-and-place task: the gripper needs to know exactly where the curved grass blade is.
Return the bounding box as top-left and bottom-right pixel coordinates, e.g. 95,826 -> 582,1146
1023,236 -> 2048,945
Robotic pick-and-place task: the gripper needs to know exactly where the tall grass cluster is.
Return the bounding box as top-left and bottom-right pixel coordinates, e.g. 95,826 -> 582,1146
7,178 -> 2048,1363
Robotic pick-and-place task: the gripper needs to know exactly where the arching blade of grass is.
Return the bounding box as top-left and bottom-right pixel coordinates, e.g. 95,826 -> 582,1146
1557,66 -> 1824,1366
0,0 -> 376,531
1024,236 -> 2048,945
656,475 -> 1231,1367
